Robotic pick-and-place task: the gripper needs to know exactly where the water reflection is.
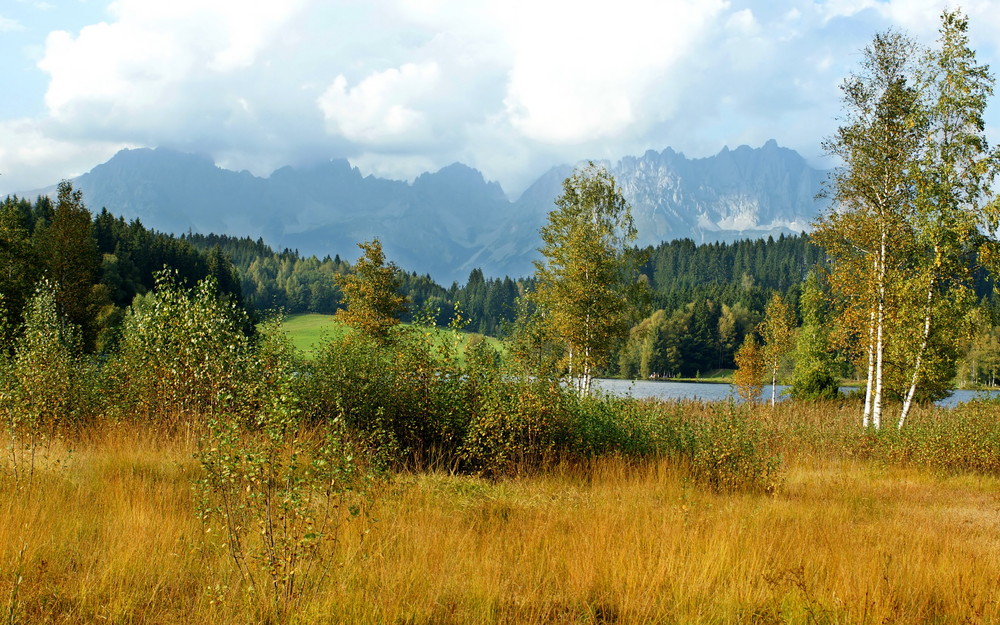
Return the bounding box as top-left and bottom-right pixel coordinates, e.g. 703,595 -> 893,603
593,379 -> 1000,407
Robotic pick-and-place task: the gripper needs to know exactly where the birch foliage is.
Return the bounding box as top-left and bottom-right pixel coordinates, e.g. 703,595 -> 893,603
896,10 -> 1000,427
532,163 -> 641,396
759,293 -> 795,407
816,11 -> 999,428
815,29 -> 924,429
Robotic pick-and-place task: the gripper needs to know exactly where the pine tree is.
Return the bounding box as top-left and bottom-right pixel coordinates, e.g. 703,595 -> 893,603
34,182 -> 103,351
0,196 -> 41,334
790,271 -> 841,400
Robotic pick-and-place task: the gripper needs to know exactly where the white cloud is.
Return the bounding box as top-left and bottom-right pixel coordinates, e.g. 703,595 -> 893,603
0,118 -> 130,193
1,0 -> 996,199
37,0 -> 308,128
727,8 -> 759,34
318,63 -> 442,147
817,0 -> 879,22
0,15 -> 24,31
499,0 -> 728,144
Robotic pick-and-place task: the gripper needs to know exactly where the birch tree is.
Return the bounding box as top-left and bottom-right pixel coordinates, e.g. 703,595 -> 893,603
817,11 -> 999,428
897,10 -> 1000,428
532,162 -> 641,396
759,293 -> 795,407
733,334 -> 765,405
334,239 -> 407,344
815,30 -> 924,429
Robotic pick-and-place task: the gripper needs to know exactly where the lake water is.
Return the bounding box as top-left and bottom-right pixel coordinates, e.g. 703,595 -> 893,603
593,379 -> 1000,408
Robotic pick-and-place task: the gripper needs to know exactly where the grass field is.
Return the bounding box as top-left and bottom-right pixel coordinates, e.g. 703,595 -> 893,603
5,403 -> 1000,624
280,313 -> 502,363
279,313 -> 351,355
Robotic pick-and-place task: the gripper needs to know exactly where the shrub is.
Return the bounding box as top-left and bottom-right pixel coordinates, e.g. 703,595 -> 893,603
4,281 -> 95,487
789,369 -> 841,401
105,271 -> 250,427
196,318 -> 370,619
459,373 -> 571,476
858,402 -> 1000,475
640,401 -> 783,493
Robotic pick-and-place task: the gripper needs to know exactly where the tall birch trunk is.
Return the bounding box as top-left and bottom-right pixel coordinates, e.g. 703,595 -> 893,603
567,346 -> 574,392
899,280 -> 935,428
873,299 -> 885,430
770,364 -> 778,407
863,295 -> 877,427
872,233 -> 887,430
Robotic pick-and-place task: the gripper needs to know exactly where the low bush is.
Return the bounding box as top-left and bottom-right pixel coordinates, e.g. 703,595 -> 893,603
687,402 -> 783,493
854,401 -> 1000,475
195,319 -> 369,619
3,281 -> 99,488
102,270 -> 251,427
634,401 -> 783,493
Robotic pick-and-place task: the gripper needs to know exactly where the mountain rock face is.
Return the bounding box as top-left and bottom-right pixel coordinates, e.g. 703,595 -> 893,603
62,142 -> 828,283
513,139 -> 825,250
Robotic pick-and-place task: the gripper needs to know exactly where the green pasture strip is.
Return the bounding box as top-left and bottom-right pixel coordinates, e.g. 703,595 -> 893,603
279,313 -> 502,362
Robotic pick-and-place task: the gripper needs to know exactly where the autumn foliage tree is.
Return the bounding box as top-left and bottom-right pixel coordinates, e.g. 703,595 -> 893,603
895,10 -> 1000,427
733,334 -> 765,405
759,293 -> 796,406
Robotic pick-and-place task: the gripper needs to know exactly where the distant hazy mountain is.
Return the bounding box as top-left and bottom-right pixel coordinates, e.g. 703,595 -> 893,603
47,142 -> 827,283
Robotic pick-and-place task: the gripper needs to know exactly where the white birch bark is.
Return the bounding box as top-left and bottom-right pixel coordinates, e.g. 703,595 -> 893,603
864,311 -> 875,428
899,281 -> 934,428
872,234 -> 887,430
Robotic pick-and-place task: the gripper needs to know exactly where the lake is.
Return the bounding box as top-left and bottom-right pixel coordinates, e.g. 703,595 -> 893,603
593,379 -> 1000,408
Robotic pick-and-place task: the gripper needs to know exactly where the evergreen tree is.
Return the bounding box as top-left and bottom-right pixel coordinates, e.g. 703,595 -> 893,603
790,271 -> 841,400
0,196 -> 41,335
34,182 -> 103,350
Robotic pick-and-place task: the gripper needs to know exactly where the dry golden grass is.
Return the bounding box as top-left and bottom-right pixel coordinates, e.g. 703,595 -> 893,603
4,409 -> 1000,624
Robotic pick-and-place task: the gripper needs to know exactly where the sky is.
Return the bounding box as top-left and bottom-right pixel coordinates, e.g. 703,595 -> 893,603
1,0 -> 999,199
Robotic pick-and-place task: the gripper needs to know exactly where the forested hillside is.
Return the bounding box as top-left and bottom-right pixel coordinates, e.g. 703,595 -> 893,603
182,233 -> 524,336
6,185 -> 997,386
185,229 -> 833,376
0,186 -> 243,351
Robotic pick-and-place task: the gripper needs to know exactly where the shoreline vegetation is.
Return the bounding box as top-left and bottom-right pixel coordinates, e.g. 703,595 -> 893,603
284,314 -> 1000,393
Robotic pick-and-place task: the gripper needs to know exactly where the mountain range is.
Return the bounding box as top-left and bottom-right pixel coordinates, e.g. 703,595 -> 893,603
42,140 -> 829,283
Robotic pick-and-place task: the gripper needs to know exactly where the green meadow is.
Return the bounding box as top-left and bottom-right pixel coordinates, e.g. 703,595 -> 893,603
280,313 -> 502,363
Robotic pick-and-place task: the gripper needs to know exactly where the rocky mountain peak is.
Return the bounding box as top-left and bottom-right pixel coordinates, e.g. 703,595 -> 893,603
43,141 -> 827,283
